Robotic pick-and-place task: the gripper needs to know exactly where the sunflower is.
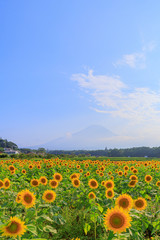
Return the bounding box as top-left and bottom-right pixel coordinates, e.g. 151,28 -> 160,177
118,171 -> 123,176
71,238 -> 80,240
39,176 -> 48,185
49,179 -> 59,188
88,192 -> 96,199
3,178 -> 10,189
88,179 -> 98,189
115,194 -> 133,211
8,165 -> 15,171
133,169 -> 138,174
85,163 -> 89,168
145,175 -> 152,183
30,179 -> 39,187
70,173 -> 79,180
20,189 -> 36,208
128,180 -> 137,187
101,180 -> 105,186
10,169 -> 15,174
104,206 -> 132,233
124,166 -> 129,171
104,180 -> 114,189
134,197 -> 147,211
53,173 -> 63,182
1,216 -> 27,238
130,175 -> 138,181
0,180 -> 4,189
105,189 -> 114,199
42,190 -> 56,203
22,169 -> 26,174
156,181 -> 160,187
72,179 -> 80,188
99,172 -> 104,177
16,192 -> 22,203
37,165 -> 41,169
28,164 -> 33,169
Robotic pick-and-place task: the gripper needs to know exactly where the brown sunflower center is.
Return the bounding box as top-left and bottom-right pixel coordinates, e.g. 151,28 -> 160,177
32,180 -> 38,186
0,181 -> 3,187
51,181 -> 57,186
135,200 -> 144,208
7,222 -> 19,233
130,180 -> 136,186
5,181 -> 9,187
119,198 -> 129,208
10,167 -> 14,171
24,194 -> 32,203
46,193 -> 53,200
89,193 -> 95,199
131,176 -> 136,180
146,176 -> 151,181
71,174 -> 77,179
91,181 -> 97,187
55,175 -> 61,180
41,178 -> 46,183
157,181 -> 160,186
107,191 -> 113,196
106,183 -> 112,188
74,180 -> 79,185
110,214 -> 125,228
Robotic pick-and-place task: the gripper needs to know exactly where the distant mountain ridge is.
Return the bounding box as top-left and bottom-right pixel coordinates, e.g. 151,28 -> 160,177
30,125 -> 116,150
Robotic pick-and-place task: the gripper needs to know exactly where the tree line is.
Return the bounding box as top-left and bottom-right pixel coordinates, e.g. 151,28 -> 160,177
0,138 -> 18,151
48,146 -> 160,157
1,136 -> 160,157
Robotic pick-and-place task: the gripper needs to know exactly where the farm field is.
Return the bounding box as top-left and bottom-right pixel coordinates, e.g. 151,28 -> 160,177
0,157 -> 160,240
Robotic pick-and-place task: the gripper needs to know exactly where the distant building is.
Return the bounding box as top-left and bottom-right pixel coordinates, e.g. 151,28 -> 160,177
4,148 -> 20,155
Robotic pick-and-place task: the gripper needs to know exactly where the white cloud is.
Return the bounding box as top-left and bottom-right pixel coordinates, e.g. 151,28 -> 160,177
72,70 -> 160,122
114,42 -> 156,69
115,52 -> 146,69
142,42 -> 156,52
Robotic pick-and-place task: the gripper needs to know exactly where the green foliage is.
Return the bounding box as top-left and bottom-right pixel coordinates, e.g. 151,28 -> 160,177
0,153 -> 8,158
0,138 -> 18,150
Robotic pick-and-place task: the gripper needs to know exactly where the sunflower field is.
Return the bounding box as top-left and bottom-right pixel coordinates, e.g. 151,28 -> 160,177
0,157 -> 160,240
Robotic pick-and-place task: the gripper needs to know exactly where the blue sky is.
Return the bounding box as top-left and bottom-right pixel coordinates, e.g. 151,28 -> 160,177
1,0 -> 160,148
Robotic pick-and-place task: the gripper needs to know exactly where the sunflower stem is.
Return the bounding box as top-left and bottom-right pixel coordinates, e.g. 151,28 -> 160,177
94,219 -> 96,240
117,233 -> 120,239
94,199 -> 97,240
35,204 -> 38,232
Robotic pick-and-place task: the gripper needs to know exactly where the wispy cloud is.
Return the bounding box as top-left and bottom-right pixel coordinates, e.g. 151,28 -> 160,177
114,42 -> 156,69
115,52 -> 146,69
72,70 -> 160,122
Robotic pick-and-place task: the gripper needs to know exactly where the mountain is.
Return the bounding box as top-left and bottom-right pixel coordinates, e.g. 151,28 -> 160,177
30,125 -> 116,150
